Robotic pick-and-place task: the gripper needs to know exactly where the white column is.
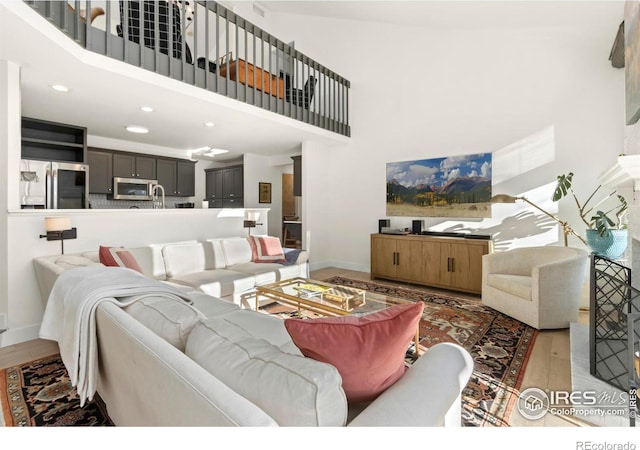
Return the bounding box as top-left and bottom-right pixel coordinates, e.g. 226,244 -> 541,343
0,60 -> 21,336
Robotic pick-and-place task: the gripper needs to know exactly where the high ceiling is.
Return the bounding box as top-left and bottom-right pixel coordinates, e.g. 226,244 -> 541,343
262,0 -> 622,35
0,1 -> 624,161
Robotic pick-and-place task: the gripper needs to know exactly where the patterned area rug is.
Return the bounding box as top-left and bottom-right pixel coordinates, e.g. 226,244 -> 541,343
308,276 -> 538,427
0,354 -> 113,426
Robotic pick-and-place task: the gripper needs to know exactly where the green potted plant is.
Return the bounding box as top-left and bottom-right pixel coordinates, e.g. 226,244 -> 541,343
553,172 -> 628,259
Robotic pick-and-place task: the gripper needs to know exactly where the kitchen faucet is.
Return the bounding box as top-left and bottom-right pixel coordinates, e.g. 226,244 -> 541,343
151,184 -> 165,209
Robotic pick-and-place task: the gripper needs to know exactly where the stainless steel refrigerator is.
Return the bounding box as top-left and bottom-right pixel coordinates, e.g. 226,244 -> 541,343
19,159 -> 89,209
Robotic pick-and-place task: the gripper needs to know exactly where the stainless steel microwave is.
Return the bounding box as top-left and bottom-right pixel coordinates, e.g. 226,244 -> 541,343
112,177 -> 157,200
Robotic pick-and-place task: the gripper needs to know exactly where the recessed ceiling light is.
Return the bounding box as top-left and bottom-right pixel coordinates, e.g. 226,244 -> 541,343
140,106 -> 154,112
50,84 -> 69,92
126,125 -> 149,134
204,122 -> 215,127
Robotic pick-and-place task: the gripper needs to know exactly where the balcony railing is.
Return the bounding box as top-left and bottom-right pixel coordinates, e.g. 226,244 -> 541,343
25,0 -> 351,137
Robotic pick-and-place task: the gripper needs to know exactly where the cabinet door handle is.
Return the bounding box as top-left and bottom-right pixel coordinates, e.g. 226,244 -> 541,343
396,252 -> 399,266
450,258 -> 454,273
447,257 -> 452,272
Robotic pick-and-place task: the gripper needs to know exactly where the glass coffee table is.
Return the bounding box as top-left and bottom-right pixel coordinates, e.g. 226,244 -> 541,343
255,277 -> 420,355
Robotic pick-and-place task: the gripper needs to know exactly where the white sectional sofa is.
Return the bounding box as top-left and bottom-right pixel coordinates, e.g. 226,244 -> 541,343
37,264 -> 473,427
34,237 -> 309,309
34,238 -> 475,427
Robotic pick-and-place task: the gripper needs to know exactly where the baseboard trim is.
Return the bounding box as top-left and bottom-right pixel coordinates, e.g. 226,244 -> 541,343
310,260 -> 369,274
0,323 -> 40,348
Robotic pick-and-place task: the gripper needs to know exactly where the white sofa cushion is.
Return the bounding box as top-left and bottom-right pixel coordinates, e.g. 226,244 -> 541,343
124,295 -> 205,351
162,243 -> 207,278
51,254 -> 102,270
221,238 -> 253,266
127,246 -> 166,280
185,317 -> 347,426
204,239 -> 228,269
169,269 -> 255,298
227,262 -> 279,285
215,309 -> 302,355
189,292 -> 241,318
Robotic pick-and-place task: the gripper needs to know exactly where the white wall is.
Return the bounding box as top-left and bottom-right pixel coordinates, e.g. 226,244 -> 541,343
0,60 -> 21,334
270,6 -> 625,278
243,152 -> 298,239
244,153 -> 277,237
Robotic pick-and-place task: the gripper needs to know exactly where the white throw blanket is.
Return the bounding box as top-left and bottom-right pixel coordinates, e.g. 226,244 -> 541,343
39,266 -> 194,406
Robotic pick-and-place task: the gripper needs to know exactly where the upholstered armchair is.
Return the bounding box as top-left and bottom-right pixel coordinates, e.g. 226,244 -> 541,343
481,246 -> 589,329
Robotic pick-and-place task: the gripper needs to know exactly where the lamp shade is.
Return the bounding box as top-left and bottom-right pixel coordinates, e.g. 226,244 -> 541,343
44,217 -> 71,232
246,211 -> 260,221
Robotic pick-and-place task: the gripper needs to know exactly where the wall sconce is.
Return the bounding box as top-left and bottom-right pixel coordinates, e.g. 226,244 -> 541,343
243,211 -> 263,235
39,217 -> 77,254
490,194 -> 586,246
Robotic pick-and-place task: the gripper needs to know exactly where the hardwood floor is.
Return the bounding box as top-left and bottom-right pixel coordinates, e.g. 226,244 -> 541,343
0,338 -> 59,370
0,267 -> 591,427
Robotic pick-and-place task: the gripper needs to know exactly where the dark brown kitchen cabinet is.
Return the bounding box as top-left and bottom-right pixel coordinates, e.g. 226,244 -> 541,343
21,117 -> 87,163
113,153 -> 156,179
87,149 -> 113,194
156,159 -> 177,194
205,169 -> 223,199
176,161 -> 196,197
222,166 -> 243,198
88,149 -> 195,197
205,165 -> 243,207
151,158 -> 195,197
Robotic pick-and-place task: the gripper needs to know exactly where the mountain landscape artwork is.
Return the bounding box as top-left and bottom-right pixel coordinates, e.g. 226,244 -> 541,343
386,153 -> 492,218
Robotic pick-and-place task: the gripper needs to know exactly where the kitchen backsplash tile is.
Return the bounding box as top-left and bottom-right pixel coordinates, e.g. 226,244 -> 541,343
89,194 -> 186,209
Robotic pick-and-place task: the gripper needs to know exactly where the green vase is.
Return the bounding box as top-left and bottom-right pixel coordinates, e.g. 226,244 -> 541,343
585,229 -> 628,259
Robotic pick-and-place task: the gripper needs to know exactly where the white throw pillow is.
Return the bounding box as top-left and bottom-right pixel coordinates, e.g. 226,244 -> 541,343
185,317 -> 348,426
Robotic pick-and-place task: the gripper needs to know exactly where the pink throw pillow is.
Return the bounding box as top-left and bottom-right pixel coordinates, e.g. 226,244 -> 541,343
284,301 -> 424,403
112,250 -> 143,273
98,246 -> 118,266
248,236 -> 286,263
98,246 -> 143,273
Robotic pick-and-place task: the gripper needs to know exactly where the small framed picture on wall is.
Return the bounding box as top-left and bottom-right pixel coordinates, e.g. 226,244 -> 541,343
259,182 -> 272,203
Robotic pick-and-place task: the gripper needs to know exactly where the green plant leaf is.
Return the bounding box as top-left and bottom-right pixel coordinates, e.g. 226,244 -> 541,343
552,172 -> 573,201
592,210 -> 615,237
